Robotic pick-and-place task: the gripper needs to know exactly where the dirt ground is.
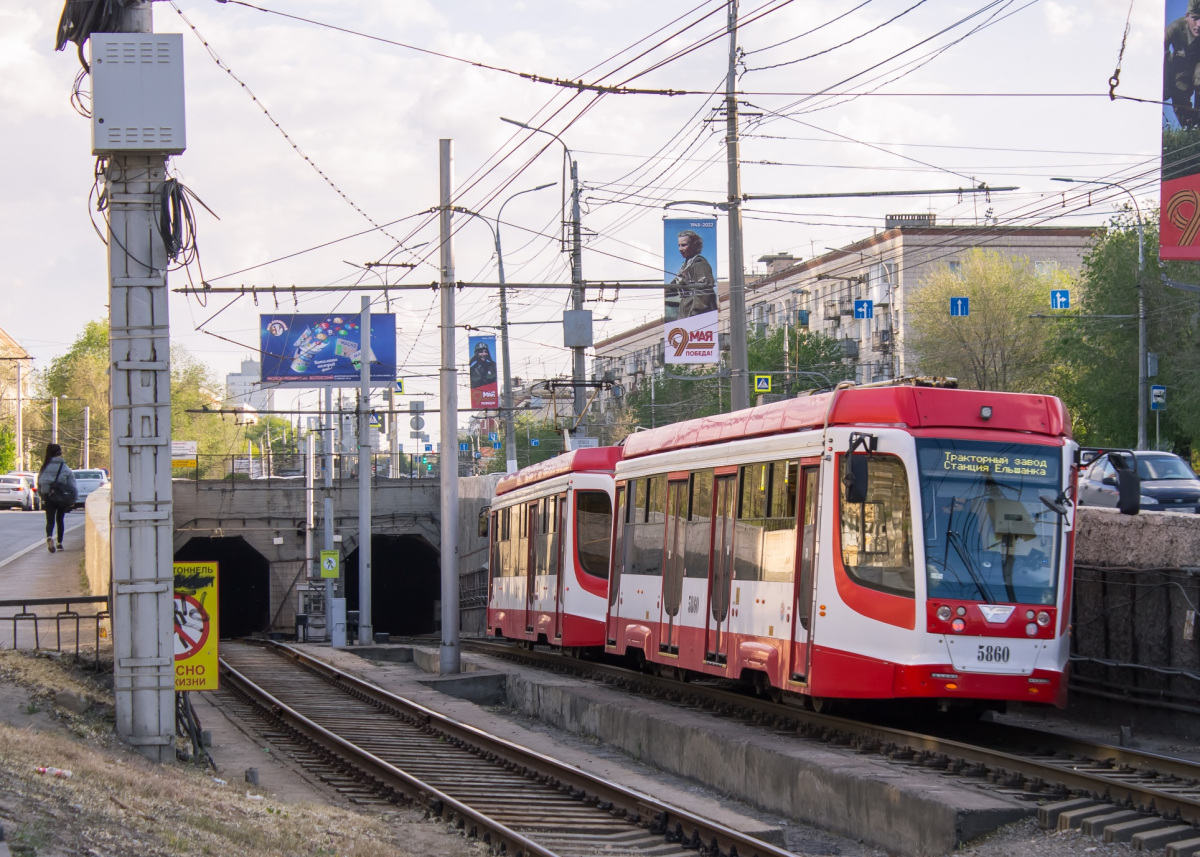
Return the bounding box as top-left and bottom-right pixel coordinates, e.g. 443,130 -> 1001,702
0,649 -> 487,857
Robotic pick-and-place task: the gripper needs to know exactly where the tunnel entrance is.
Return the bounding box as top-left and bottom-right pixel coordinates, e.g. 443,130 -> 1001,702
174,537 -> 270,638
344,535 -> 440,636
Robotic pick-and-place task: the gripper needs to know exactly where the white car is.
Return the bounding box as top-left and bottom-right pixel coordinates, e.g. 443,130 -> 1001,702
73,469 -> 109,508
0,475 -> 34,511
7,471 -> 40,510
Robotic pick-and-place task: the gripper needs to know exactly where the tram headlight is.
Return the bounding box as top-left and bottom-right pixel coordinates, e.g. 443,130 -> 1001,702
937,605 -> 952,621
1025,623 -> 1038,636
951,618 -> 965,633
1025,609 -> 1035,620
1036,610 -> 1051,627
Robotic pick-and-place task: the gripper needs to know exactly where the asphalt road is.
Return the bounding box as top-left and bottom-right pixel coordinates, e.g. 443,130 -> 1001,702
0,508 -> 60,561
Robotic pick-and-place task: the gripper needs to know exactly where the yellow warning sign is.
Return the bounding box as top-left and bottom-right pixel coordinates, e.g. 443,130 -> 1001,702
320,550 -> 340,579
174,561 -> 219,692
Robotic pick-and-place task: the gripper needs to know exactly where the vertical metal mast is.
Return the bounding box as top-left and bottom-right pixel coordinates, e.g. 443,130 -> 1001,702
570,161 -> 586,437
726,0 -> 750,412
357,297 -> 373,644
108,0 -> 175,761
439,139 -> 461,674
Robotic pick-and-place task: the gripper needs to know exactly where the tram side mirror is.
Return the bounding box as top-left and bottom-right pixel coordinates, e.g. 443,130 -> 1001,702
843,432 -> 877,505
478,505 -> 490,538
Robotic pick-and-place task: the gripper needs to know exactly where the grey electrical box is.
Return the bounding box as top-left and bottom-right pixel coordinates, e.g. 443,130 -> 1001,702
90,33 -> 186,155
563,310 -> 593,348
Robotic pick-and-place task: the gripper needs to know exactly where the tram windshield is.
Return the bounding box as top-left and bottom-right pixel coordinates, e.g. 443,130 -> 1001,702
916,439 -> 1063,606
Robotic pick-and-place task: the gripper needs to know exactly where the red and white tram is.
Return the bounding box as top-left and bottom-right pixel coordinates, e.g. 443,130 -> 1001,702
487,448 -> 620,648
604,382 -> 1077,710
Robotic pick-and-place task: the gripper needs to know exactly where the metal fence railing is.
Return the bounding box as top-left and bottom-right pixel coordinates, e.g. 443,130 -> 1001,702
0,595 -> 110,668
172,453 -> 442,485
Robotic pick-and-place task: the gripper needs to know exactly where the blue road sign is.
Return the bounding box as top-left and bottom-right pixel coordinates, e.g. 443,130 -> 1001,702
854,299 -> 874,319
394,380 -> 404,394
459,442 -> 469,452
754,375 -> 771,392
950,297 -> 970,317
1151,385 -> 1167,411
369,413 -> 381,427
474,451 -> 482,459
424,443 -> 433,453
1050,289 -> 1070,309
488,432 -> 498,442
531,438 -> 540,447
493,441 -> 502,450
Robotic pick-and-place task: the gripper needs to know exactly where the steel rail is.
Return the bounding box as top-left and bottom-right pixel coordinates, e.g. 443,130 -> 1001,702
220,641 -> 798,857
464,639 -> 1200,823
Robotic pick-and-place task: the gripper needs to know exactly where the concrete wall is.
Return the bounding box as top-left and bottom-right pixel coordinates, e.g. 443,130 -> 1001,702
459,474 -> 503,636
84,485 -> 110,597
1070,507 -> 1200,731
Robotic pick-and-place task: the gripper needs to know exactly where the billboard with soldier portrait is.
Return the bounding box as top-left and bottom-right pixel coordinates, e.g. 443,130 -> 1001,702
1163,0 -> 1200,259
662,218 -> 719,365
468,334 -> 499,410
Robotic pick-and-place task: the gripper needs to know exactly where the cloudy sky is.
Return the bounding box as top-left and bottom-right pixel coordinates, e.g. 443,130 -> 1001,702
1,0 -> 1164,442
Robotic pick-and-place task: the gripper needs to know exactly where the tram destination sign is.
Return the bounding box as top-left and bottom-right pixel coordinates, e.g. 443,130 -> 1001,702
928,450 -> 1053,480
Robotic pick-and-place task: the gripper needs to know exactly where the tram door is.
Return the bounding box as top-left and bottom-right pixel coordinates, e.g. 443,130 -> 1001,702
606,484 -> 630,647
551,493 -> 566,641
705,474 -> 737,664
789,465 -> 820,680
660,480 -> 688,654
524,500 -> 540,635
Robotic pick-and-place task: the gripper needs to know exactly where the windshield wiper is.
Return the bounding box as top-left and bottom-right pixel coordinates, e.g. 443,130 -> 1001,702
946,529 -> 996,604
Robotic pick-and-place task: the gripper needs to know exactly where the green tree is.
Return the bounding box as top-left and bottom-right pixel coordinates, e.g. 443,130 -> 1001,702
908,249 -> 1072,392
171,346 -> 247,478
0,424 -> 14,473
477,415 -> 571,474
1054,210 -> 1200,456
37,320 -> 110,470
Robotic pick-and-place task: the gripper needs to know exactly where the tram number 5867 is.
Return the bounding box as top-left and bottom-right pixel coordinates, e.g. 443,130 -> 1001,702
977,645 -> 1010,663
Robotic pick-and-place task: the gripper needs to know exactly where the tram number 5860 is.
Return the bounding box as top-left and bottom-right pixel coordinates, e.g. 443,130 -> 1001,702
977,645 -> 1010,663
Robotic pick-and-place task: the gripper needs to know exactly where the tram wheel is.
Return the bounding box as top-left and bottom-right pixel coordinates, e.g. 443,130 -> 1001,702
810,696 -> 838,715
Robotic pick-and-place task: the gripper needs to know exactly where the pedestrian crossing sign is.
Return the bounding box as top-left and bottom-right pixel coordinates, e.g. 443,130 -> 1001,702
754,375 -> 771,392
394,380 -> 404,394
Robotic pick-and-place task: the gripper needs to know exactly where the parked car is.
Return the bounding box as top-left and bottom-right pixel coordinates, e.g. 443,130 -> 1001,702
72,469 -> 109,508
1078,451 -> 1200,513
7,471 -> 40,510
0,475 -> 34,511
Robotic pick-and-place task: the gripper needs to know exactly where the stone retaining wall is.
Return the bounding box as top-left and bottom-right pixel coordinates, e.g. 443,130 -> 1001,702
84,486 -> 110,597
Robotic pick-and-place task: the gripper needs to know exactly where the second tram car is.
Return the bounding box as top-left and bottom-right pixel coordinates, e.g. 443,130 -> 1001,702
487,448 -> 620,648
604,381 -> 1078,710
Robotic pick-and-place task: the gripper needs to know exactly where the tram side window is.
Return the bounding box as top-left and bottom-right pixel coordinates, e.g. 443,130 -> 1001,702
761,460 -> 798,583
547,494 -> 563,579
685,470 -> 714,578
611,485 -> 628,605
734,463 -> 769,581
535,498 -> 552,577
515,503 -> 529,579
489,512 -> 501,581
839,455 -> 915,596
576,490 -> 613,580
497,508 -> 513,578
631,476 -> 666,576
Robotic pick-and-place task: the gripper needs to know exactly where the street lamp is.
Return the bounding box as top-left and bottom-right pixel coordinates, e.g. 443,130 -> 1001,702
1052,177 -> 1146,450
453,181 -> 556,474
501,117 -> 587,439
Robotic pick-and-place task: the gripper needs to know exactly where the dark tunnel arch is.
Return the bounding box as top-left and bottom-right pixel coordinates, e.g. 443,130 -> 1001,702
174,537 -> 270,638
343,534 -> 440,636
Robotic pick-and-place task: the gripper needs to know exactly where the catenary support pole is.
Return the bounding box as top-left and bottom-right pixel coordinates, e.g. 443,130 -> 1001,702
323,385 -> 335,643
15,361 -> 23,471
439,139 -> 461,674
107,0 -> 176,762
388,384 -> 399,476
305,432 -> 314,585
357,296 -> 373,645
725,0 -> 749,412
82,406 -> 90,469
570,160 -> 586,438
51,397 -> 58,445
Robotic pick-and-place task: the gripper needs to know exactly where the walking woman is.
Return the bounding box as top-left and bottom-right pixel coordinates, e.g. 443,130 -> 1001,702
38,443 -> 77,553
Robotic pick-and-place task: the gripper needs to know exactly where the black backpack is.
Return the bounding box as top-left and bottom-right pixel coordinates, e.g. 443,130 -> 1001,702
41,463 -> 78,507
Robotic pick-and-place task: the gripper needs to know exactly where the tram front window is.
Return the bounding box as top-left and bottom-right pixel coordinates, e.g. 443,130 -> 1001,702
917,440 -> 1062,606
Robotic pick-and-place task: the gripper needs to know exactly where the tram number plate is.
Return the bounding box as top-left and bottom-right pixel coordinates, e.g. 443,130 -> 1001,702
686,595 -> 700,615
977,645 -> 1010,663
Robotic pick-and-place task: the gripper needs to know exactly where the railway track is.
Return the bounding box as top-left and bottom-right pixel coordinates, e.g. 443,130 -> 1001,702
464,638 -> 1200,853
217,640 -> 797,857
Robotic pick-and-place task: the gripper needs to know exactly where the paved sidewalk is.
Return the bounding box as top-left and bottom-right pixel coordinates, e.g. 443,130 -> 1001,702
0,520 -> 98,653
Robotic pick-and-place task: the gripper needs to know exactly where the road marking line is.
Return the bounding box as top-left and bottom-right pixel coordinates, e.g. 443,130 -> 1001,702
0,522 -> 86,571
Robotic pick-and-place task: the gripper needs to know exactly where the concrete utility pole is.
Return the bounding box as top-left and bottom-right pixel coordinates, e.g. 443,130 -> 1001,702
725,0 -> 750,412
15,361 -> 24,471
105,1 -> 176,761
357,297 -> 373,645
439,139 -> 461,674
323,385 -> 337,644
388,384 -> 399,476
82,405 -> 90,469
51,397 -> 58,445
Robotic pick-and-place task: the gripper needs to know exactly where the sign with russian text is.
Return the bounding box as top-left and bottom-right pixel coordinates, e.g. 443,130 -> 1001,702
1163,0 -> 1200,260
259,313 -> 397,386
468,334 -> 499,409
174,562 -> 219,692
171,440 -> 198,475
663,218 -> 719,364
